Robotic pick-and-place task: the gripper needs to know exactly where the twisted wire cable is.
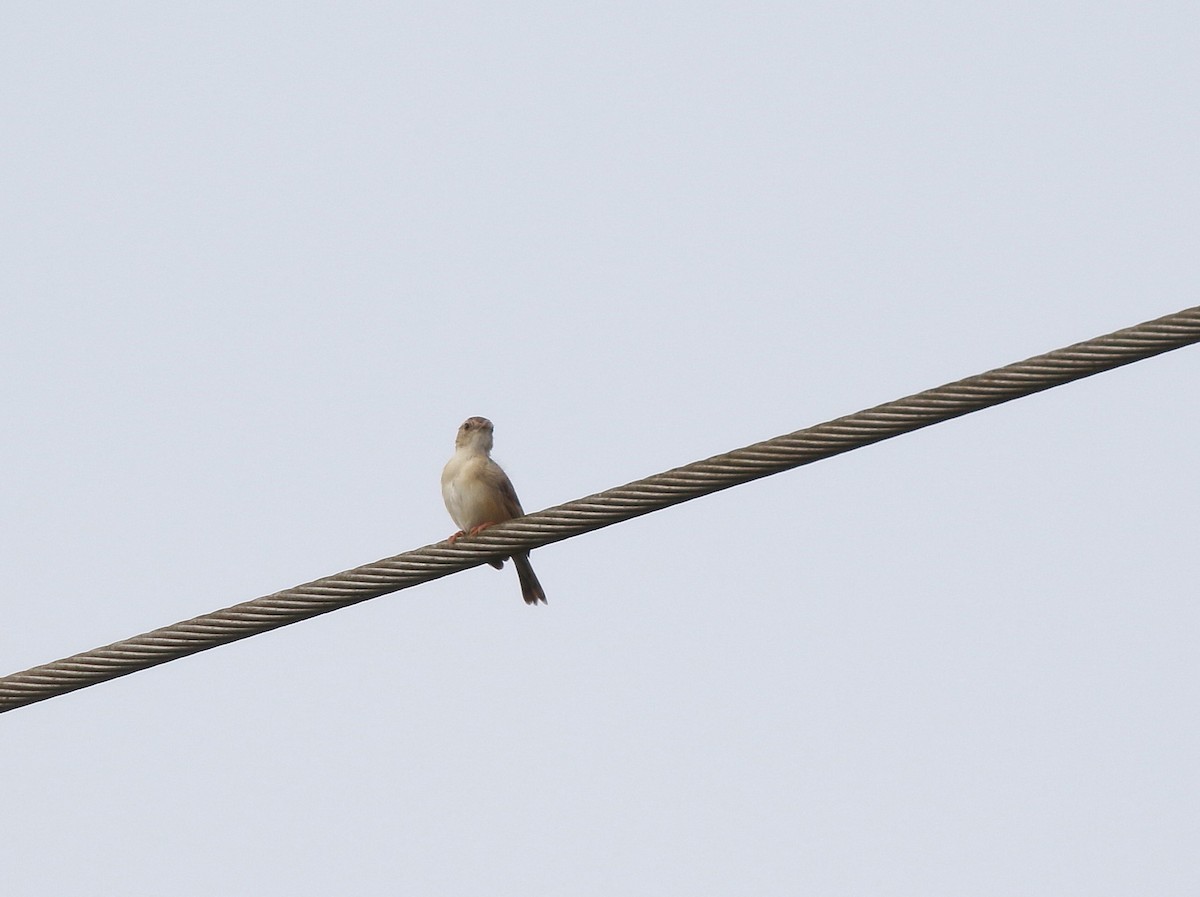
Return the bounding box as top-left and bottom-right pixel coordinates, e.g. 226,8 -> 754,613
3,306 -> 1198,713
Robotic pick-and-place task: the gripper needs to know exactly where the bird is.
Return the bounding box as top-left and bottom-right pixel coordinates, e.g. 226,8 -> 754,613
441,416 -> 547,605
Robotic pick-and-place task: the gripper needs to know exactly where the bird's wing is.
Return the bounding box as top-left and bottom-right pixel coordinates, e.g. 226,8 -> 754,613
486,460 -> 526,518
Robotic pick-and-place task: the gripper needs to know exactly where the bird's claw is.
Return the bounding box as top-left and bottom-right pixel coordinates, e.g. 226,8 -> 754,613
448,523 -> 494,545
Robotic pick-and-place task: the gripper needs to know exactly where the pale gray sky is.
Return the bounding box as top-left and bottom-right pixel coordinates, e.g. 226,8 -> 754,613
3,4 -> 1198,895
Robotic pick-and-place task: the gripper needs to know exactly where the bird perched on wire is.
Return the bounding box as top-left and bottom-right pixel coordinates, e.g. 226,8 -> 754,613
441,416 -> 547,605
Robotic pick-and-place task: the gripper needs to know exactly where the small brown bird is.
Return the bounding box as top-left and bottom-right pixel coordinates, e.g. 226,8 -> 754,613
441,416 -> 547,605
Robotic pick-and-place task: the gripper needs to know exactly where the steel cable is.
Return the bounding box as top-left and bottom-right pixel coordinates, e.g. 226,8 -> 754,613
3,306 -> 1198,713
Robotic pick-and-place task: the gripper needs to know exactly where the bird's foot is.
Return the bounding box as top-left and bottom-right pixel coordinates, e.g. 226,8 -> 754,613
449,523 -> 495,544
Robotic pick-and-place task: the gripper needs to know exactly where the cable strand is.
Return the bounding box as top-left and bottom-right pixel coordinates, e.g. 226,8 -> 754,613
2,306 -> 1198,712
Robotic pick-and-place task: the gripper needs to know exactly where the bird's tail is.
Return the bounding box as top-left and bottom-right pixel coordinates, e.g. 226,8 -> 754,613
512,552 -> 547,605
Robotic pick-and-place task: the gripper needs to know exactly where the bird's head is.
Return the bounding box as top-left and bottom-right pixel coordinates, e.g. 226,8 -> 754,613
455,416 -> 495,452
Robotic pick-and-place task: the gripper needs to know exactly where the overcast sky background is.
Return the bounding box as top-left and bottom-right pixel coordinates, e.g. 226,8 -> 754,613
3,4 -> 1198,895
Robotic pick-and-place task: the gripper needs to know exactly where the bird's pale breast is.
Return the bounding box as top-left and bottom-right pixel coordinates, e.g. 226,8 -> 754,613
442,455 -> 514,532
